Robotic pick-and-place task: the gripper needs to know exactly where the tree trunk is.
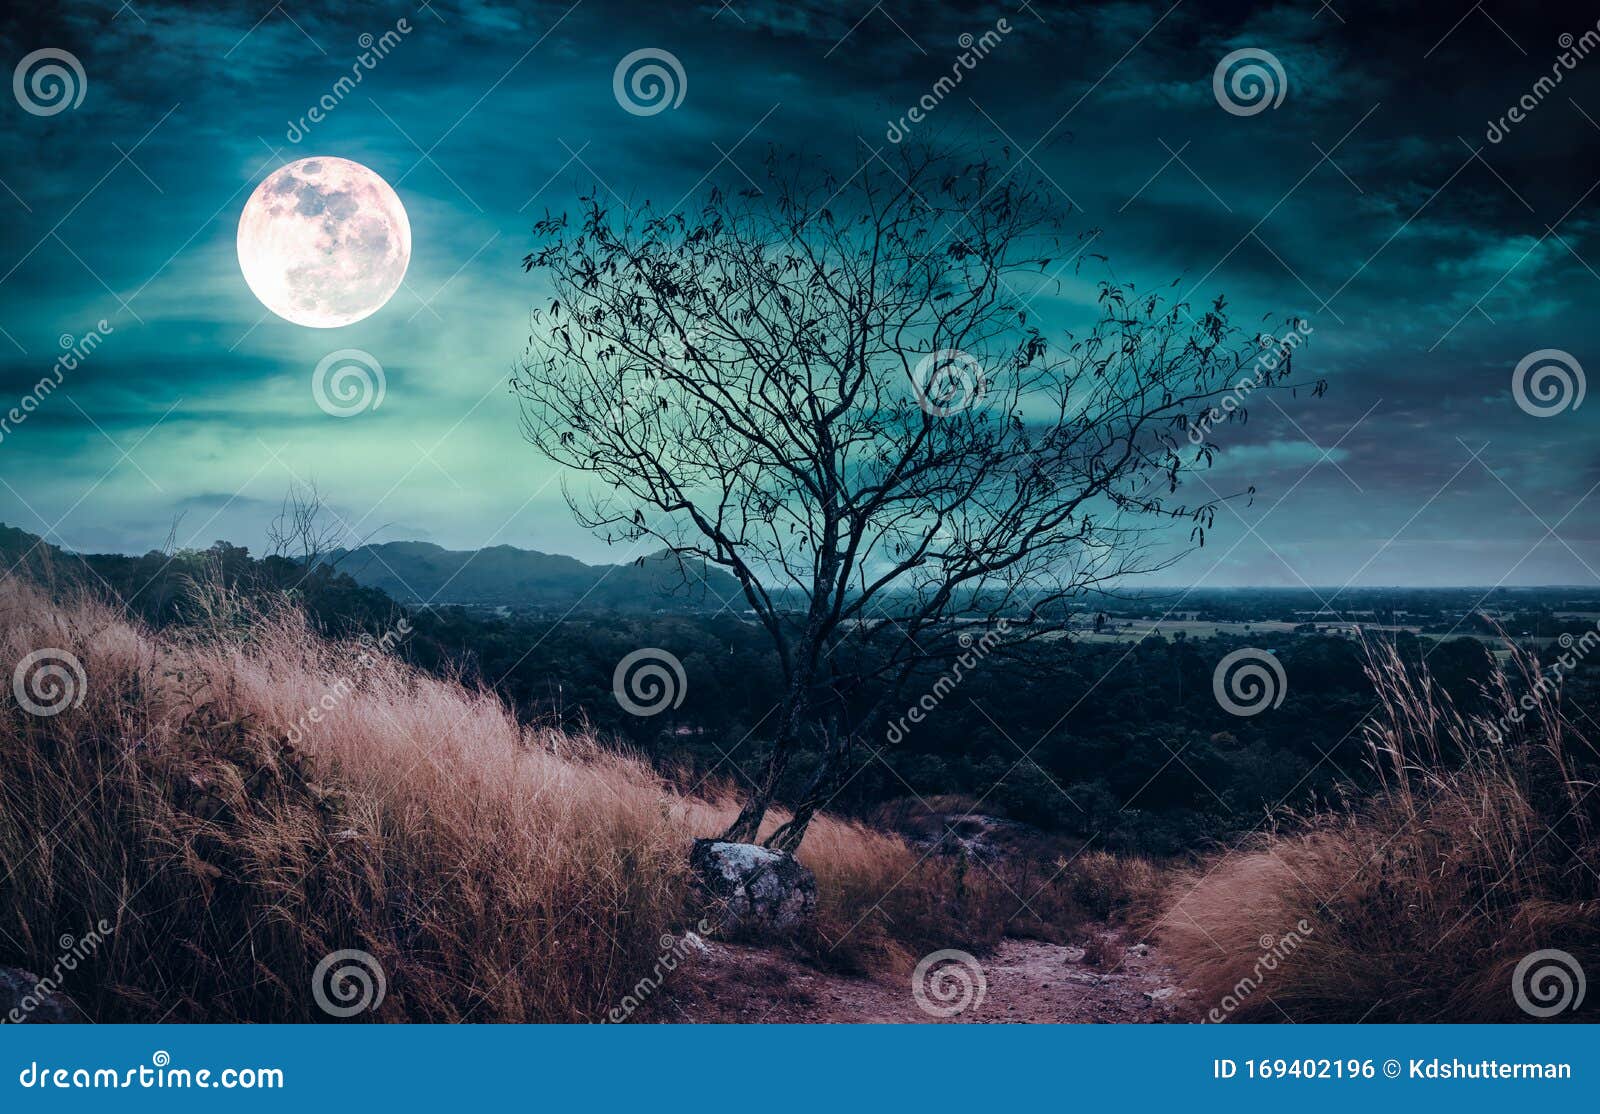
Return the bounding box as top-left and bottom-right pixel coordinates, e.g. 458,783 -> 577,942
719,681 -> 808,843
765,690 -> 897,853
720,752 -> 788,843
762,730 -> 849,853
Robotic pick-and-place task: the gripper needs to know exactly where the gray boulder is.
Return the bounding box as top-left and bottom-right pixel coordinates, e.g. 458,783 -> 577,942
690,839 -> 817,936
0,966 -> 73,1023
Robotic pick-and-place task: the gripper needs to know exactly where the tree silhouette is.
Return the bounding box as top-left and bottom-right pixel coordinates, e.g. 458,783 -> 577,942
515,144 -> 1319,851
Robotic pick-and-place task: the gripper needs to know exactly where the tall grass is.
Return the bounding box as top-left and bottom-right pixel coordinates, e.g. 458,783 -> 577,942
1160,638 -> 1600,1022
0,576 -> 1026,1021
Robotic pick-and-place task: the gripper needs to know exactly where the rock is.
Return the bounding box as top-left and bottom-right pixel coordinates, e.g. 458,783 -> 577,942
912,814 -> 1044,863
690,839 -> 817,936
680,931 -> 711,956
0,966 -> 73,1023
1144,987 -> 1177,1003
1061,945 -> 1087,964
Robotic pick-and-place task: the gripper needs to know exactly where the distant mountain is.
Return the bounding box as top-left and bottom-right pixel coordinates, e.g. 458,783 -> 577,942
322,541 -> 746,612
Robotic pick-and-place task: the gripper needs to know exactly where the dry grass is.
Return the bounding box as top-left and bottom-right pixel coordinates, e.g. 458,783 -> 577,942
864,796 -> 1165,953
788,812 -> 1006,975
1062,849 -> 1166,928
1159,639 -> 1600,1022
0,576 -> 1034,1020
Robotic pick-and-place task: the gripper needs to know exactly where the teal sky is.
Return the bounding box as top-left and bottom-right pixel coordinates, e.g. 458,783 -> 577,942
2,1 -> 1598,587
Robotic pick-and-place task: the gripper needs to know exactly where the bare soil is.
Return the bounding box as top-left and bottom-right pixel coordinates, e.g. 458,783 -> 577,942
661,932 -> 1196,1024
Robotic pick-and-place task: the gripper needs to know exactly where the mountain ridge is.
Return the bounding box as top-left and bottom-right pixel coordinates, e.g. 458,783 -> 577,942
322,539 -> 745,611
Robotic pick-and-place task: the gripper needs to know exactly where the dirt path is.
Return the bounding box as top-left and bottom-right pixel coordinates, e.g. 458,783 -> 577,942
665,933 -> 1195,1024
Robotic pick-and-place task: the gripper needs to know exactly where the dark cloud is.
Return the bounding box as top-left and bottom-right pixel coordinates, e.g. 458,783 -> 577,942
1,0 -> 1597,584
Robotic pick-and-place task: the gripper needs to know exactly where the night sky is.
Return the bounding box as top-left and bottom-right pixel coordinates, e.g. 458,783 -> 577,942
2,0 -> 1598,587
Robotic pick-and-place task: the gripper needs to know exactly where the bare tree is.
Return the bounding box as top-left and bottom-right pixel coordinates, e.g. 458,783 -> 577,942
266,480 -> 346,567
514,145 -> 1322,851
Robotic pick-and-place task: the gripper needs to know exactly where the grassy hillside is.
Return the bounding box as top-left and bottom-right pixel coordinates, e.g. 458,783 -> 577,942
1157,639 -> 1600,1022
0,573 -> 1099,1021
4,562 -> 1594,1024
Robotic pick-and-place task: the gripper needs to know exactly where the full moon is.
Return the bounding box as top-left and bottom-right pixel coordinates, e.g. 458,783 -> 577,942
236,156 -> 411,328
